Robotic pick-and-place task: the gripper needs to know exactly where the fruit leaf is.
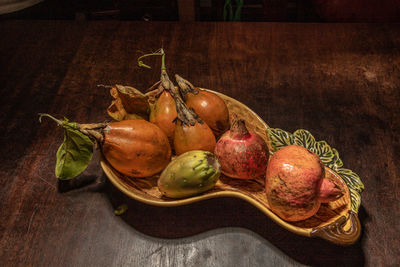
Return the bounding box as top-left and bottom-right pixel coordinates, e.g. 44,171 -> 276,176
107,98 -> 127,121
115,84 -> 150,118
107,97 -> 146,121
55,121 -> 94,180
110,86 -> 119,99
107,85 -> 150,121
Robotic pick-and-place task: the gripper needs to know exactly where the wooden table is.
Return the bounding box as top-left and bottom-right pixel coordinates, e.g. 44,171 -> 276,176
0,21 -> 399,266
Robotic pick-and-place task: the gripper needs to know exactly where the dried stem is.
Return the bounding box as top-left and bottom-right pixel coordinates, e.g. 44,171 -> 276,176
78,122 -> 108,143
147,80 -> 161,92
161,70 -> 174,92
175,74 -> 199,100
39,113 -> 107,143
174,95 -> 203,126
79,128 -> 105,143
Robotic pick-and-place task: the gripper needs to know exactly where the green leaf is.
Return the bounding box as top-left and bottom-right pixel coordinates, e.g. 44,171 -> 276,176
55,121 -> 94,180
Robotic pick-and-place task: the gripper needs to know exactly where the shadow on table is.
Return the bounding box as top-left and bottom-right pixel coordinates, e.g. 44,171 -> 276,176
104,178 -> 368,266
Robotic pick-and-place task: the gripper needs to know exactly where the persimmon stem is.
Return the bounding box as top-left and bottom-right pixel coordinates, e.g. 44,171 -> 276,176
39,113 -> 106,142
38,113 -> 64,126
160,48 -> 166,70
137,48 -> 166,70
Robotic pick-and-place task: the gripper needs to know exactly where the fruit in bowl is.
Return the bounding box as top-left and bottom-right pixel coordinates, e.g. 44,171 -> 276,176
158,150 -> 221,198
214,119 -> 269,179
265,145 -> 343,222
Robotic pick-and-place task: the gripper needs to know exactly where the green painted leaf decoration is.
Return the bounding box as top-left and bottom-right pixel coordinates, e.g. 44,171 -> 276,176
55,120 -> 94,180
267,128 -> 364,213
335,167 -> 364,213
266,128 -> 294,152
293,129 -> 316,149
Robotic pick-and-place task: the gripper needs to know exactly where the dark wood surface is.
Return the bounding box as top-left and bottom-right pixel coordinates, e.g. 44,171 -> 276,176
0,21 -> 399,266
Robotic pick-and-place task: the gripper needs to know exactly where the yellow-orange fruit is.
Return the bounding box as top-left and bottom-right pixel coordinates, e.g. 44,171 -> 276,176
174,121 -> 216,156
102,120 -> 171,177
149,90 -> 177,143
186,90 -> 230,136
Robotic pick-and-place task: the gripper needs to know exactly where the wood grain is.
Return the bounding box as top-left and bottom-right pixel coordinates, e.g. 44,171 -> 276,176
0,21 -> 399,266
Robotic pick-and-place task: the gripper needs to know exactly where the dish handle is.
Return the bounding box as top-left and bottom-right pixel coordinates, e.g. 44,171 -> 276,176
310,211 -> 361,246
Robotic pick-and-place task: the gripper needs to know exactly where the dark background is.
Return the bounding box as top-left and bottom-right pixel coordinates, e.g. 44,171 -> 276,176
1,0 -> 400,22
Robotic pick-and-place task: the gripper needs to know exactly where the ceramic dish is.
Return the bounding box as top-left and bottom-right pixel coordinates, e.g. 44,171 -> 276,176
100,89 -> 364,246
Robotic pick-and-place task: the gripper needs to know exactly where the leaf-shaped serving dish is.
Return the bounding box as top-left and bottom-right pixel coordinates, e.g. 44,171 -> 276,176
100,90 -> 364,246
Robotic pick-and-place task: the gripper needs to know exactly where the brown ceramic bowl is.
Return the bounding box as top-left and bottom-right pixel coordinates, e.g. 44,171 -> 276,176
101,89 -> 363,246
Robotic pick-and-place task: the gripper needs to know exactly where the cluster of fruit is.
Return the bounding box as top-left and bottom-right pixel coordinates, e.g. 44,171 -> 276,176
41,49 -> 342,222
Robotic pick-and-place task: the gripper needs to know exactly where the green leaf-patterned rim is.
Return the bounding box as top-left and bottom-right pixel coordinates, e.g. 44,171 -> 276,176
266,128 -> 364,213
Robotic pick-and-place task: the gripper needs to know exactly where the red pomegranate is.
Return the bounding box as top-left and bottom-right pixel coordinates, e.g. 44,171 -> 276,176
265,145 -> 343,222
214,119 -> 269,179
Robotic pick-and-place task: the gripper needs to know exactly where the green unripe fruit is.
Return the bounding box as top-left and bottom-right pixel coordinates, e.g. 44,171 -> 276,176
158,150 -> 221,198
